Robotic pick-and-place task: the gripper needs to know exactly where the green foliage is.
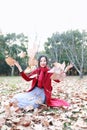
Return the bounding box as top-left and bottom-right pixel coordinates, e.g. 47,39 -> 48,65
0,33 -> 29,76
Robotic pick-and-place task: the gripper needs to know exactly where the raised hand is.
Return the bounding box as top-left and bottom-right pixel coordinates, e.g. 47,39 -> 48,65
64,63 -> 73,73
14,61 -> 23,72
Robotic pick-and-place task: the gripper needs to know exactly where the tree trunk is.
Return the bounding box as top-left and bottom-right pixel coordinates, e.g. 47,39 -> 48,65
11,66 -> 14,76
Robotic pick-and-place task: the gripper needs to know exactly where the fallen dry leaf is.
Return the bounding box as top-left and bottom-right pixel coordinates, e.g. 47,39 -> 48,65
0,76 -> 87,129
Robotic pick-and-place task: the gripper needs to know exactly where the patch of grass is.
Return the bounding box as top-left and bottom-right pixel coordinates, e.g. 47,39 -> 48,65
0,76 -> 23,95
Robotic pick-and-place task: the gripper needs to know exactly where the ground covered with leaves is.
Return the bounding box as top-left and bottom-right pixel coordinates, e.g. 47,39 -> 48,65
0,76 -> 87,130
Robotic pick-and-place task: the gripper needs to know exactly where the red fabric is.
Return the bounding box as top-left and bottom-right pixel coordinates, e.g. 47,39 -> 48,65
47,98 -> 70,107
20,67 -> 70,107
38,67 -> 48,88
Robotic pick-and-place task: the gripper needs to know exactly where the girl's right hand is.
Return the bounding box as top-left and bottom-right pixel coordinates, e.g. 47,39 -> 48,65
14,61 -> 23,72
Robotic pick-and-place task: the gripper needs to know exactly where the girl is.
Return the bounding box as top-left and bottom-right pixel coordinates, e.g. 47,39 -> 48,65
11,55 -> 73,109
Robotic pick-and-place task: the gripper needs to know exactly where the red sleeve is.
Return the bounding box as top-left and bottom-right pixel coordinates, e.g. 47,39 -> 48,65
20,72 -> 31,81
20,69 -> 38,81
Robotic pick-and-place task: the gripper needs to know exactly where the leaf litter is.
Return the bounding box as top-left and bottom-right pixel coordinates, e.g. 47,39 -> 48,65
0,76 -> 87,130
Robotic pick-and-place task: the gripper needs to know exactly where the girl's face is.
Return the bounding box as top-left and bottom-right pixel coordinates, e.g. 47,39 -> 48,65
40,57 -> 47,67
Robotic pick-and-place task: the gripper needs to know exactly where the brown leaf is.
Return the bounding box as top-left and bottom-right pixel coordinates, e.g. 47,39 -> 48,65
0,118 -> 5,127
28,58 -> 37,67
4,101 -> 11,118
17,51 -> 26,58
42,119 -> 49,127
48,62 -> 73,80
21,120 -> 31,127
20,116 -> 31,127
5,57 -> 16,66
51,72 -> 66,81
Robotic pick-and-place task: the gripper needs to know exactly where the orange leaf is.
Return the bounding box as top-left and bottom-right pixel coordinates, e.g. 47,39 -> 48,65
5,57 -> 16,66
28,58 -> 37,67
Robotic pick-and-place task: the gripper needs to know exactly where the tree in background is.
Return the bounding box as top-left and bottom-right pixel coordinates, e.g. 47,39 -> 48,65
0,30 -> 87,77
44,30 -> 87,77
44,33 -> 65,67
0,33 -> 29,76
61,30 -> 87,78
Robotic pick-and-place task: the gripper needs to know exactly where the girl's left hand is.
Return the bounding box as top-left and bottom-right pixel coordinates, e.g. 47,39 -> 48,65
64,63 -> 73,73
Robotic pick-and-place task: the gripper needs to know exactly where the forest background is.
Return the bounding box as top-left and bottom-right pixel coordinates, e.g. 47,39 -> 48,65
0,29 -> 87,78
